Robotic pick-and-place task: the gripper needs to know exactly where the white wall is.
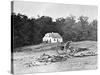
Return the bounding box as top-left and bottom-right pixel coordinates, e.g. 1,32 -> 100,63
43,37 -> 63,43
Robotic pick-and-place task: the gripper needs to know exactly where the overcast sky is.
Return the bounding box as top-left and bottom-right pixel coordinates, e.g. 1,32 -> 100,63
13,1 -> 98,21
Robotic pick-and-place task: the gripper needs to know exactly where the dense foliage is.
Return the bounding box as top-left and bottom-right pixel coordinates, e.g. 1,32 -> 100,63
12,13 -> 97,49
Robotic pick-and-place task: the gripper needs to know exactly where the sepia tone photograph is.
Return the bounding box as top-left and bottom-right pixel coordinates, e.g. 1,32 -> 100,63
11,1 -> 98,74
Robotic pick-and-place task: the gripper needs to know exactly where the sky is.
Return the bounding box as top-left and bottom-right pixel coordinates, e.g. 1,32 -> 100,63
13,1 -> 98,21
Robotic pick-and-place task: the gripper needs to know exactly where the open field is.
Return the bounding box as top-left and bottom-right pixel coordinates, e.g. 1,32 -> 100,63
12,41 -> 97,74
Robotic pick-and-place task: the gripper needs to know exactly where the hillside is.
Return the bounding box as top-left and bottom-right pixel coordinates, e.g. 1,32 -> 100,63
12,41 -> 97,74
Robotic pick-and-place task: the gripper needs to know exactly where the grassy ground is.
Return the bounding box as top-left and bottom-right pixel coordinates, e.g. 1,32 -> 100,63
12,41 -> 97,74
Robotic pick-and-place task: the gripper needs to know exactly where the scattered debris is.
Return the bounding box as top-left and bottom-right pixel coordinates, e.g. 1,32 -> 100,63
15,41 -> 97,68
23,53 -> 69,67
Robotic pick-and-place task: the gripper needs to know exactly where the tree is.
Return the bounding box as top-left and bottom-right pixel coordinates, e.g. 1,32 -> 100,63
12,12 -> 97,50
56,16 -> 76,42
76,16 -> 89,41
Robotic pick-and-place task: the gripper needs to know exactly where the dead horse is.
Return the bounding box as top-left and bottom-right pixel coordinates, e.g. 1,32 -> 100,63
56,41 -> 72,58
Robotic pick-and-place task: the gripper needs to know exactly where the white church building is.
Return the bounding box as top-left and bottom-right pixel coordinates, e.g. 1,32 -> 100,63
43,32 -> 63,43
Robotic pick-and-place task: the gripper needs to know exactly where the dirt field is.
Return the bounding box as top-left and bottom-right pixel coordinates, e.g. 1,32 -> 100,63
12,41 -> 97,74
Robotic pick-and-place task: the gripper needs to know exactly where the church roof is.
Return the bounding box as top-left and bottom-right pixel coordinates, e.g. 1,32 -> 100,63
45,32 -> 62,38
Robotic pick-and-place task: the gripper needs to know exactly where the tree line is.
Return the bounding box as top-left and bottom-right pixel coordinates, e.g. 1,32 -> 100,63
12,13 -> 97,49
